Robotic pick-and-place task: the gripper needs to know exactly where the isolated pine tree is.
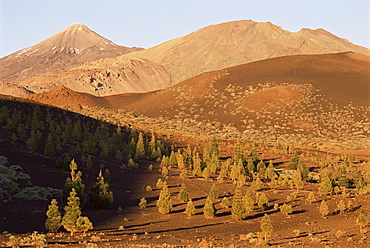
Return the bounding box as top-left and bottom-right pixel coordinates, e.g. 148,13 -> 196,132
306,192 -> 316,204
184,199 -> 196,216
45,199 -> 61,232
203,196 -> 216,218
319,200 -> 329,218
258,193 -> 269,210
337,200 -> 346,214
62,160 -> 86,207
232,186 -> 246,220
156,184 -> 172,214
178,183 -> 189,202
356,213 -> 368,229
220,197 -> 230,209
260,214 -> 273,242
88,170 -> 114,209
62,188 -> 82,236
209,184 -> 219,199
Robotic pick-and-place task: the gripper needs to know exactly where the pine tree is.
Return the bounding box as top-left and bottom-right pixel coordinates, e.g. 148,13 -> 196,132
354,170 -> 366,190
115,150 -> 123,161
244,190 -> 255,214
104,169 -> 111,185
257,161 -> 266,176
161,166 -> 169,177
260,214 -> 273,242
337,200 -> 346,214
209,184 -> 219,199
306,192 -> 316,204
45,199 -> 61,232
203,196 -> 216,218
250,177 -> 263,191
258,193 -> 269,210
62,160 -> 86,207
26,129 -> 37,151
44,133 -> 55,156
184,199 -> 196,216
356,213 -> 368,229
156,178 -> 164,188
192,153 -> 202,177
202,167 -> 210,179
88,170 -> 114,209
178,183 -> 189,202
156,184 -> 172,214
232,186 -> 246,220
135,132 -> 146,159
62,188 -> 82,236
220,197 -> 229,209
265,160 -> 277,181
319,200 -> 329,218
319,172 -> 333,194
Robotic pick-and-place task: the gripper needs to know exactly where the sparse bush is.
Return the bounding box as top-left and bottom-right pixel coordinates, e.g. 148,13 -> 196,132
279,203 -> 293,216
139,197 -> 147,209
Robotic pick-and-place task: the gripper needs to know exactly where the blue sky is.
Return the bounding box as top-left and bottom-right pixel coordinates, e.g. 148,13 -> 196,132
1,0 -> 369,57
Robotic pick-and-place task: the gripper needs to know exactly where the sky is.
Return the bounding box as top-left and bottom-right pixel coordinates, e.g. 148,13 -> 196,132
0,0 -> 369,58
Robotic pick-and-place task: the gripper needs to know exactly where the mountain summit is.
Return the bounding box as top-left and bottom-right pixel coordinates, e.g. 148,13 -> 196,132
34,23 -> 118,55
0,23 -> 142,85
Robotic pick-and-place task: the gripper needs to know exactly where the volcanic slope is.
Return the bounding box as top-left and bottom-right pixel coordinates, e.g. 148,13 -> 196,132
93,52 -> 369,151
27,52 -> 370,150
0,23 -> 142,87
120,20 -> 370,85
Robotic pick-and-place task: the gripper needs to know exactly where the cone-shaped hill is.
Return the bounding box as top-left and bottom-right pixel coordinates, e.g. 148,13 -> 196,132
0,23 -> 142,85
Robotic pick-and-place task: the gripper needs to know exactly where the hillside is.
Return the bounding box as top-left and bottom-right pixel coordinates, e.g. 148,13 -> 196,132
120,20 -> 370,85
19,57 -> 171,96
26,52 -> 369,153
0,23 -> 142,87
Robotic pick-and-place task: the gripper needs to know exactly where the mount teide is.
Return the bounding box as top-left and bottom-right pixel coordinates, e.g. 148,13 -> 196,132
121,20 -> 370,85
0,23 -> 142,87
